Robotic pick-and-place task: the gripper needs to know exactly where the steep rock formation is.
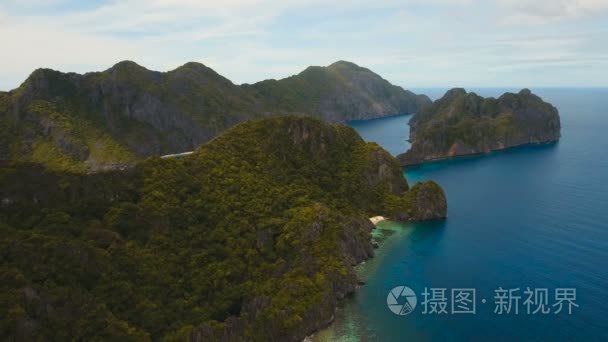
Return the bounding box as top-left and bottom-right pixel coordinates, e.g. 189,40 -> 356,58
0,61 -> 430,171
397,88 -> 560,166
1,116 -> 446,341
250,61 -> 431,121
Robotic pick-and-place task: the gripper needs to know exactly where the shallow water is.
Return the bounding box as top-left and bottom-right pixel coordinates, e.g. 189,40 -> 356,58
315,88 -> 608,341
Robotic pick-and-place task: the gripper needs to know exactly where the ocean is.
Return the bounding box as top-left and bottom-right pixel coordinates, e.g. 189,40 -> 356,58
314,88 -> 608,340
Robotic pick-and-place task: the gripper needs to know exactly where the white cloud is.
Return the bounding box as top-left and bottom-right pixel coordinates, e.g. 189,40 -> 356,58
0,16 -> 143,85
497,0 -> 608,24
0,0 -> 607,90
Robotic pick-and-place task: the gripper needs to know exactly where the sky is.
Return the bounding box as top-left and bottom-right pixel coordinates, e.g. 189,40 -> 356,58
0,0 -> 607,91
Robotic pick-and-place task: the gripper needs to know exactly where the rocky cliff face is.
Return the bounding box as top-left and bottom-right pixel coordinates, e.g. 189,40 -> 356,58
397,88 -> 561,166
187,117 -> 445,341
0,60 -> 429,172
190,216 -> 377,342
389,181 -> 447,221
1,116 -> 446,342
251,61 -> 431,121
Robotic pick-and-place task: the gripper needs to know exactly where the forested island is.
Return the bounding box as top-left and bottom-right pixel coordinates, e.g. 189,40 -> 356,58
0,61 -> 429,172
397,88 -> 561,166
1,116 -> 446,341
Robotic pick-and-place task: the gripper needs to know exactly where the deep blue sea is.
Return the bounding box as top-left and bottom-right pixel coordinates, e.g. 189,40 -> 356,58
314,88 -> 608,341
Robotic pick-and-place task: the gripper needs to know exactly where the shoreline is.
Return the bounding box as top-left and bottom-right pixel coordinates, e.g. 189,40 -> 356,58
344,112 -> 415,125
399,139 -> 560,167
306,217 -> 391,341
369,216 -> 386,225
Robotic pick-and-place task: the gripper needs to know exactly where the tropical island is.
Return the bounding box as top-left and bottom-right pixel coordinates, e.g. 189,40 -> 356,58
0,116 -> 446,341
0,61 -> 430,172
397,88 -> 561,166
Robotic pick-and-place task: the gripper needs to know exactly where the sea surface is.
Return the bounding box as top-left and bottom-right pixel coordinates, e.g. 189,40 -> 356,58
314,88 -> 608,341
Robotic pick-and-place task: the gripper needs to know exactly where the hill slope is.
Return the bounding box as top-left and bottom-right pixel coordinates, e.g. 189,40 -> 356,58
0,61 -> 430,171
250,61 -> 430,121
0,116 -> 446,341
397,88 -> 561,165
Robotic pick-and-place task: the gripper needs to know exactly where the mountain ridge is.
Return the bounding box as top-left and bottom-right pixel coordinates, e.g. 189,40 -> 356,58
0,60 -> 430,171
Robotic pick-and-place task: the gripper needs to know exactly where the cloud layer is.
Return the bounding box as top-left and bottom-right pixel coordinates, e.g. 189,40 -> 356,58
1,0 -> 607,90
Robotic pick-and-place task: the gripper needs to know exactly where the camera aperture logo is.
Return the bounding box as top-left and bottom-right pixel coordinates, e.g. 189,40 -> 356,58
386,286 -> 578,316
387,286 -> 417,315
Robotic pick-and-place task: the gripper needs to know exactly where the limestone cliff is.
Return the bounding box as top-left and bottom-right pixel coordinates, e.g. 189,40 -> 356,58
0,61 -> 429,172
0,116 -> 445,341
397,88 -> 561,166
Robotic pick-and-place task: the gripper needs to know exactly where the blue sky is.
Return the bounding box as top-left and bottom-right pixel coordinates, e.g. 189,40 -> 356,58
0,0 -> 607,91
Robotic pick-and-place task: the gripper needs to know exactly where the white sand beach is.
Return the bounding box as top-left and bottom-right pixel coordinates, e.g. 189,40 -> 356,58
369,216 -> 386,225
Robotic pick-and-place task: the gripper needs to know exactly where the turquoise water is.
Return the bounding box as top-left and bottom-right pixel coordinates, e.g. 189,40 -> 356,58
316,88 -> 608,340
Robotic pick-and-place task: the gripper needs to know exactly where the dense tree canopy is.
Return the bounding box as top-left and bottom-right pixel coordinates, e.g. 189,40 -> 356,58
0,116 -> 445,341
399,88 -> 560,165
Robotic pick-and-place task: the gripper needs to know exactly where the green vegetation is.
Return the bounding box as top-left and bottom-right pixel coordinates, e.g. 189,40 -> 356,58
0,116 -> 446,341
4,99 -> 136,172
30,140 -> 86,173
398,88 -> 561,165
251,61 -> 430,120
0,60 -> 429,172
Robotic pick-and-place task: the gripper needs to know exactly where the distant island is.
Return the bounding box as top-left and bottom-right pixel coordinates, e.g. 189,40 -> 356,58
397,88 -> 561,166
0,60 -> 430,172
0,116 -> 446,341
